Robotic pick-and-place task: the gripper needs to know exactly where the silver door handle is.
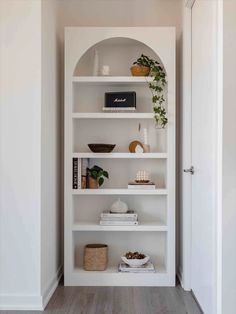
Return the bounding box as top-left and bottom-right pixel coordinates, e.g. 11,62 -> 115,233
184,166 -> 194,175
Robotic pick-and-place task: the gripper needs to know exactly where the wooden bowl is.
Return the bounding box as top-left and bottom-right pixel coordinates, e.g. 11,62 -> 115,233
130,65 -> 150,76
88,144 -> 116,153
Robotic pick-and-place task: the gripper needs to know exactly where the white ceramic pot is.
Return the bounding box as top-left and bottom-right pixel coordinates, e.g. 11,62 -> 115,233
121,255 -> 150,267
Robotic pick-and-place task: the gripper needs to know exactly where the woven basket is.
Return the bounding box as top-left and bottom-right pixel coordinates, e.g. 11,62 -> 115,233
130,65 -> 150,76
84,244 -> 108,271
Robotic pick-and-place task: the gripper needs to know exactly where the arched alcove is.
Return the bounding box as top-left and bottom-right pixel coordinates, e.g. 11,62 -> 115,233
73,37 -> 166,76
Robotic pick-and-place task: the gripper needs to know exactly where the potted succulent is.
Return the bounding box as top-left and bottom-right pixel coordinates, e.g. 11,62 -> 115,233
131,54 -> 167,128
87,165 -> 109,188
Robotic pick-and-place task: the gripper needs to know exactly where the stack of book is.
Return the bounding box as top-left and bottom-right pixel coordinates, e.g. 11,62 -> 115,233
128,181 -> 156,189
99,210 -> 138,226
118,262 -> 156,273
72,158 -> 89,189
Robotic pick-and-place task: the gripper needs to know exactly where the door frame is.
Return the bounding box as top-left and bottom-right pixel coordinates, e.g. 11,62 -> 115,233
181,0 -> 223,313
179,0 -> 194,292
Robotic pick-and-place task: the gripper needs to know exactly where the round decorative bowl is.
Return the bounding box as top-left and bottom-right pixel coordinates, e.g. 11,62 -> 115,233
121,255 -> 150,267
130,65 -> 150,76
88,144 -> 116,153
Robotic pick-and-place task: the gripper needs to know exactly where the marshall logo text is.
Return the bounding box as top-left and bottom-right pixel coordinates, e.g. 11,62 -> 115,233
114,98 -> 127,103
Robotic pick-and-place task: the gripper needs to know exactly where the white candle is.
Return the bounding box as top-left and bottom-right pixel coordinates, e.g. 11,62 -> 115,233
143,128 -> 148,145
93,49 -> 99,76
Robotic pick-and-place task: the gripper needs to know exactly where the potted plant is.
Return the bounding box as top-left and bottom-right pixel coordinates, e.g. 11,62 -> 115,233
87,165 -> 109,188
131,54 -> 167,128
130,56 -> 150,76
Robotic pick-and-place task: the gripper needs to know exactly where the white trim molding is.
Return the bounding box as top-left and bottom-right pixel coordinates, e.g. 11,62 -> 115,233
215,1 -> 223,313
0,294 -> 43,311
41,265 -> 63,309
0,266 -> 62,311
180,0 -> 193,292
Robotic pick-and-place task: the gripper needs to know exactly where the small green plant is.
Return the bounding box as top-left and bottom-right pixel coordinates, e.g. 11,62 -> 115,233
133,54 -> 167,128
87,165 -> 109,187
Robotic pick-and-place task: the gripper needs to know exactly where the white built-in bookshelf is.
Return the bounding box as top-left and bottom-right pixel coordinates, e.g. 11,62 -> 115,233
65,27 -> 175,286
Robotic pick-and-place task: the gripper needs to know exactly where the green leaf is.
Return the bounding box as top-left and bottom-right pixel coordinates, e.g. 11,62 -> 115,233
93,165 -> 102,171
91,171 -> 97,179
97,170 -> 103,178
103,171 -> 109,178
98,177 -> 104,187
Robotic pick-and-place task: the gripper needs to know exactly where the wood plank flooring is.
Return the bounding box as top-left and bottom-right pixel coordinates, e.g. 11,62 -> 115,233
0,284 -> 202,314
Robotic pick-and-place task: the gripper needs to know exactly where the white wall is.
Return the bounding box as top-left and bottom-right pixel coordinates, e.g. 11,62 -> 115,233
41,0 -> 61,303
0,0 -> 41,307
0,0 -> 61,310
57,0 -> 182,32
222,1 -> 236,313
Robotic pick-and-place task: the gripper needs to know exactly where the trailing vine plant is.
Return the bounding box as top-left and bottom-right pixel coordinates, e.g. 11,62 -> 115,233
132,54 -> 167,128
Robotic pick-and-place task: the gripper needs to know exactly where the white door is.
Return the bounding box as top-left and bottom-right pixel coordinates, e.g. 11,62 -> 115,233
191,1 -> 218,313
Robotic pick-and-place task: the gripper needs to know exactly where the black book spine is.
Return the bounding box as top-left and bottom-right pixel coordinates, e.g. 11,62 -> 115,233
72,158 -> 78,189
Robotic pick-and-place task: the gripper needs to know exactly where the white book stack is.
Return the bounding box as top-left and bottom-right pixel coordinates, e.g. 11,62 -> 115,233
128,181 -> 156,190
100,210 -> 138,226
118,262 -> 156,273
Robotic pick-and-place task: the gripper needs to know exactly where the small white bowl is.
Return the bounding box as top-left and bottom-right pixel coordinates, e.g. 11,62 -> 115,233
121,255 -> 150,267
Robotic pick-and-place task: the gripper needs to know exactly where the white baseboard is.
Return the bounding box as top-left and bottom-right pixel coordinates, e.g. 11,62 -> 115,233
0,265 -> 63,311
42,265 -> 63,309
0,295 -> 43,311
177,266 -> 191,291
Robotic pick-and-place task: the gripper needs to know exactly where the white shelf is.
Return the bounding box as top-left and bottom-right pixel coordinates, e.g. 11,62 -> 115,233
72,222 -> 168,232
72,76 -> 152,85
72,112 -> 154,119
74,264 -> 166,274
72,152 -> 167,159
65,27 -> 175,287
72,189 -> 167,195
67,264 -> 170,286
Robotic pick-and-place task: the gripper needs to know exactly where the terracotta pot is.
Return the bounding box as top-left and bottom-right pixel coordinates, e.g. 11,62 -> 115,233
81,175 -> 87,189
130,65 -> 150,76
88,177 -> 99,189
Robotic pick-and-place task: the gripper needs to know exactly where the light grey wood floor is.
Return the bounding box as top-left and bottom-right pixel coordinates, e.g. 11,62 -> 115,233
1,284 -> 202,314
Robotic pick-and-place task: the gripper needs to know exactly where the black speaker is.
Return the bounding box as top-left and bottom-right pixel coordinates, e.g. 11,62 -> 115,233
103,92 -> 136,111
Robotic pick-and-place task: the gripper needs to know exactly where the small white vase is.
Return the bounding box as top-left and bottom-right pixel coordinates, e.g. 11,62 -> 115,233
93,49 -> 99,76
110,199 -> 128,213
